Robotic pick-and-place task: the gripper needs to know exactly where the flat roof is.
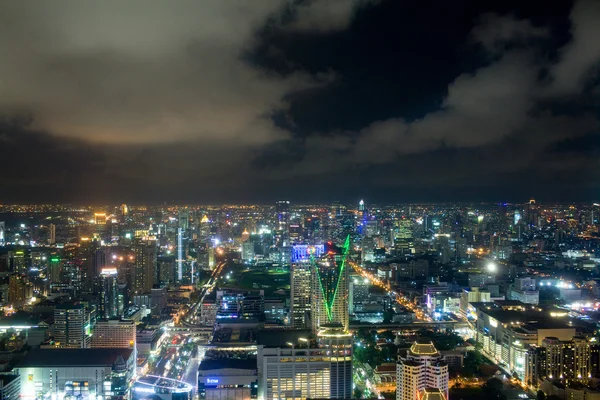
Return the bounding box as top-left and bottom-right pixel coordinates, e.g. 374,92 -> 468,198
199,358 -> 257,371
18,348 -> 133,367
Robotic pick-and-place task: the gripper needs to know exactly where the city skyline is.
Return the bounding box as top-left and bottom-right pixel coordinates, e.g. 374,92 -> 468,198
1,0 -> 600,203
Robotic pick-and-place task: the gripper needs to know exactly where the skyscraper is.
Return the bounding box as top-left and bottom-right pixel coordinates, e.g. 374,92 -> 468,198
290,263 -> 311,329
276,201 -> 290,246
396,340 -> 449,400
99,268 -> 119,319
133,241 -> 157,294
310,236 -> 350,333
48,223 -> 56,245
53,303 -> 91,348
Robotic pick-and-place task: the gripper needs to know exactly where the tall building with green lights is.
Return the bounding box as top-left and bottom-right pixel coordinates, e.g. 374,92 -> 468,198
310,236 -> 350,333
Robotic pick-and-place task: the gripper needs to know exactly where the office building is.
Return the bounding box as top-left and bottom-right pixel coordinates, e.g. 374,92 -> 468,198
310,236 -> 350,333
349,276 -> 370,313
53,303 -> 91,348
91,319 -> 136,351
290,263 -> 311,329
150,287 -> 167,317
475,303 -> 577,380
133,241 -> 157,294
99,268 -> 119,319
48,224 -> 56,245
48,255 -> 61,284
0,375 -> 20,400
198,359 -> 257,400
17,348 -> 135,399
396,340 -> 449,400
257,325 -> 352,400
509,277 -> 539,305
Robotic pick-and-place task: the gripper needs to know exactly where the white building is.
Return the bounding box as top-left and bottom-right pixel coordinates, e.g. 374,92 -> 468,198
257,325 -> 352,400
91,319 -> 136,354
290,263 -> 311,328
396,340 -> 449,400
53,303 -> 91,348
17,348 -> 135,399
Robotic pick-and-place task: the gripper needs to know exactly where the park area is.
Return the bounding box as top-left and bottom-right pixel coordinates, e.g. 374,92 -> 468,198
219,264 -> 290,296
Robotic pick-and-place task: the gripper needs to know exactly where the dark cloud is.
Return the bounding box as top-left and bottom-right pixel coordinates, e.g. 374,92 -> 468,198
0,0 -> 599,203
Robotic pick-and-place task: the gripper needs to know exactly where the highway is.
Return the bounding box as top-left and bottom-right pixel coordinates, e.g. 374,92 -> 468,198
181,260 -> 227,325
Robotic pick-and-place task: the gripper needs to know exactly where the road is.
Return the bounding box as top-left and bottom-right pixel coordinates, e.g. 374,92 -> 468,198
182,260 -> 227,325
183,357 -> 201,391
349,261 -> 431,321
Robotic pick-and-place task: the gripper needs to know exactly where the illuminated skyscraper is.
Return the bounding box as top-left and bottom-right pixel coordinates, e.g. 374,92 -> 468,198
310,236 -> 350,333
177,227 -> 183,281
53,303 -> 91,348
290,263 -> 311,329
48,223 -> 56,245
99,268 -> 119,319
133,241 -> 157,294
276,200 -> 290,246
0,221 -> 5,246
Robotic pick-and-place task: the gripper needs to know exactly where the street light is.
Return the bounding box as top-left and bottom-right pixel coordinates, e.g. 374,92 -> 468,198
486,262 -> 497,273
299,337 -> 308,348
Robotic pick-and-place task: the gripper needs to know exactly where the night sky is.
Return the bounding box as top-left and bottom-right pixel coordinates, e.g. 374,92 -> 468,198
1,0 -> 599,204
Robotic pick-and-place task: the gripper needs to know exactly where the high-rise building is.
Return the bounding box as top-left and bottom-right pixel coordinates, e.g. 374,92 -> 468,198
150,286 -> 167,317
310,236 -> 350,333
276,201 -> 290,246
53,303 -> 91,348
526,337 -> 592,389
525,345 -> 547,388
542,336 -> 591,381
99,268 -> 119,319
48,223 -> 56,245
8,274 -> 32,306
133,241 -> 157,294
396,340 -> 449,400
258,325 -> 353,400
290,263 -> 311,329
0,222 -> 5,246
349,276 -> 370,314
48,255 -> 62,284
92,248 -> 108,277
91,319 -> 136,352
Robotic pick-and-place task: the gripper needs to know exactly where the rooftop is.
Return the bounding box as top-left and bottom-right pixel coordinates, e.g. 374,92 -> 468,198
410,340 -> 439,356
198,358 -> 257,371
18,348 -> 133,367
419,387 -> 447,400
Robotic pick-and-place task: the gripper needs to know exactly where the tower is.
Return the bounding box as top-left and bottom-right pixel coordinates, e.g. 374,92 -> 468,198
48,223 -> 56,245
133,241 -> 157,294
99,268 -> 119,319
290,262 -> 311,329
310,235 -> 350,333
53,303 -> 91,348
177,228 -> 184,281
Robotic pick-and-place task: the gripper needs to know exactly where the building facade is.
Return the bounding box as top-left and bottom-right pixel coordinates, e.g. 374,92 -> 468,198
257,325 -> 352,400
290,263 -> 311,329
396,340 -> 449,400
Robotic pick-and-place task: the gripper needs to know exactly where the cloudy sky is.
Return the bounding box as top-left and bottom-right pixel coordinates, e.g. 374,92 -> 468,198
1,0 -> 599,204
